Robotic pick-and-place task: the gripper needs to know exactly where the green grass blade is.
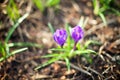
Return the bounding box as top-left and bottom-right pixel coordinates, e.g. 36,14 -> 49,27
0,47 -> 27,62
84,40 -> 101,49
35,52 -> 64,70
34,57 -> 59,70
111,8 -> 120,16
5,43 -> 10,55
41,53 -> 59,58
93,0 -> 99,15
32,0 -> 44,12
10,47 -> 28,55
82,54 -> 93,63
48,22 -> 54,34
8,42 -> 42,48
50,48 -> 69,52
65,23 -> 72,49
46,0 -> 60,7
0,57 -> 5,62
99,13 -> 107,26
65,58 -> 70,71
5,13 -> 29,43
7,0 -> 20,21
74,49 -> 96,55
0,42 -> 6,57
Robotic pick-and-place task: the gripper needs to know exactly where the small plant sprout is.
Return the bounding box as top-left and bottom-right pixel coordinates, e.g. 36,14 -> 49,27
53,29 -> 67,47
71,26 -> 84,50
35,25 -> 96,71
0,13 -> 42,62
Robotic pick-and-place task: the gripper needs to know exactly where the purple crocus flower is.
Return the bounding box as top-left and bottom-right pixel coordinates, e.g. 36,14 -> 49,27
71,26 -> 84,50
71,26 -> 84,43
53,29 -> 67,47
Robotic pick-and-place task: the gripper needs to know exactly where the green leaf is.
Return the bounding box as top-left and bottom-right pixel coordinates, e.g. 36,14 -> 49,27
10,47 -> 28,55
82,54 -> 93,63
0,47 -> 27,62
65,23 -> 73,50
74,49 -> 96,55
35,51 -> 65,70
0,42 -> 6,57
6,0 -> 20,21
5,43 -> 9,55
0,57 -> 5,62
8,42 -> 42,48
35,57 -> 59,70
48,22 -> 54,34
99,13 -> 107,26
5,13 -> 29,43
41,53 -> 59,58
93,0 -> 99,15
84,40 -> 101,49
50,48 -> 69,52
65,58 -> 70,71
46,0 -> 60,7
111,8 -> 120,16
33,0 -> 44,12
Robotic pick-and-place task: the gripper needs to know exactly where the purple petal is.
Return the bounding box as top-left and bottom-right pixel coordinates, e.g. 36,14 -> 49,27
53,29 -> 67,46
71,26 -> 84,42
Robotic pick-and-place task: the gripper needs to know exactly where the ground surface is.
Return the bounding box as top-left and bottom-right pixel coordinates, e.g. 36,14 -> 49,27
0,0 -> 120,80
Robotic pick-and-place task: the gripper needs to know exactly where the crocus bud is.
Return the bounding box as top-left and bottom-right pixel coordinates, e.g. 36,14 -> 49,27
53,29 -> 67,47
71,26 -> 84,43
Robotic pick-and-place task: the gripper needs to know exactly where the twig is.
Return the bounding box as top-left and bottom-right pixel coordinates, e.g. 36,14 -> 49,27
85,66 -> 104,78
98,42 -> 107,61
104,76 -> 113,80
55,61 -> 94,80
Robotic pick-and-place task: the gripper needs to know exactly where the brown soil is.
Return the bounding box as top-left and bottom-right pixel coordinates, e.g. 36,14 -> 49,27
0,0 -> 120,80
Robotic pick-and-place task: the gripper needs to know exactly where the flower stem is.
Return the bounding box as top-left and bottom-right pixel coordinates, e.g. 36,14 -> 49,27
61,45 -> 63,48
73,41 -> 77,50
